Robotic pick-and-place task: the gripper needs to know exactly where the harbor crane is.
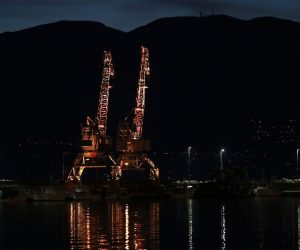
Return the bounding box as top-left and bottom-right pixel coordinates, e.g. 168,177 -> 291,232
67,51 -> 117,182
112,46 -> 159,181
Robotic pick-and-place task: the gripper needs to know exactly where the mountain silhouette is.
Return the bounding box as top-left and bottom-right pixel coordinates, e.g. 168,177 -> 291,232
1,15 -> 300,155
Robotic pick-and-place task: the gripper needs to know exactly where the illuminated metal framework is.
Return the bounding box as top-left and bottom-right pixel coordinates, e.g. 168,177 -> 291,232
97,51 -> 114,136
132,46 -> 150,140
67,51 -> 116,182
112,46 -> 159,181
67,47 -> 159,182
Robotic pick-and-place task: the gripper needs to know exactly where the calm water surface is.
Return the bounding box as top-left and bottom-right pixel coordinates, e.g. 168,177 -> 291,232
0,198 -> 299,249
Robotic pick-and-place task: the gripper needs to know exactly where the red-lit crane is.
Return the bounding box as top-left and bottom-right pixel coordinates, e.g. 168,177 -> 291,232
67,51 -> 116,182
113,46 -> 159,181
97,51 -> 114,136
132,46 -> 150,140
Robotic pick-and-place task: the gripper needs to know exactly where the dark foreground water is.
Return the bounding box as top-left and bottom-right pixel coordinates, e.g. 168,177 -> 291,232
0,198 -> 299,249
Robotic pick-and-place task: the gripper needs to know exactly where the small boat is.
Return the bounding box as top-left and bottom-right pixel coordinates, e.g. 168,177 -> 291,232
25,185 -> 68,201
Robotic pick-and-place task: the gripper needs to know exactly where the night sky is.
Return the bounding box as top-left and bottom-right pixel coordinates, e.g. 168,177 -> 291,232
1,0 -> 300,33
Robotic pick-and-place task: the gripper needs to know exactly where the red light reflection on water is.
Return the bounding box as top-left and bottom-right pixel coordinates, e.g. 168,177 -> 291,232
68,201 -> 160,249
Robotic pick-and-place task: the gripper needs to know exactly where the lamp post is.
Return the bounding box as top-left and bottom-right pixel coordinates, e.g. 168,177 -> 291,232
187,146 -> 192,180
297,149 -> 299,179
220,148 -> 225,171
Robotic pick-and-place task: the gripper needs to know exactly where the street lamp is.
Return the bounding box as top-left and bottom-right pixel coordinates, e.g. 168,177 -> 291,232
187,146 -> 192,180
297,149 -> 299,179
220,148 -> 225,171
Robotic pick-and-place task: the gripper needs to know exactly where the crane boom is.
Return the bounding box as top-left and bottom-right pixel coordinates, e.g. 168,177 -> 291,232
132,46 -> 150,140
97,51 -> 114,136
67,51 -> 115,182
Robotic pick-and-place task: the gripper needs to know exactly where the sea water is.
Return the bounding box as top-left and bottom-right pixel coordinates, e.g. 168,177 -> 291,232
0,198 -> 298,249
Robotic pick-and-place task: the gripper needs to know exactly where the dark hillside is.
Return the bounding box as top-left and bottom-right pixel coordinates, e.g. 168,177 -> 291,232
1,16 -> 300,177
1,15 -> 300,148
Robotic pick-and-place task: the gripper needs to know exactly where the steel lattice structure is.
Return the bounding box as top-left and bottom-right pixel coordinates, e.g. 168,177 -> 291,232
67,51 -> 116,182
112,46 -> 159,181
97,51 -> 114,136
67,47 -> 159,183
132,46 -> 150,140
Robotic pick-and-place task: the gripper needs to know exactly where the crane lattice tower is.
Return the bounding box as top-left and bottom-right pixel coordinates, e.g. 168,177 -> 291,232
67,51 -> 117,182
112,46 -> 159,181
